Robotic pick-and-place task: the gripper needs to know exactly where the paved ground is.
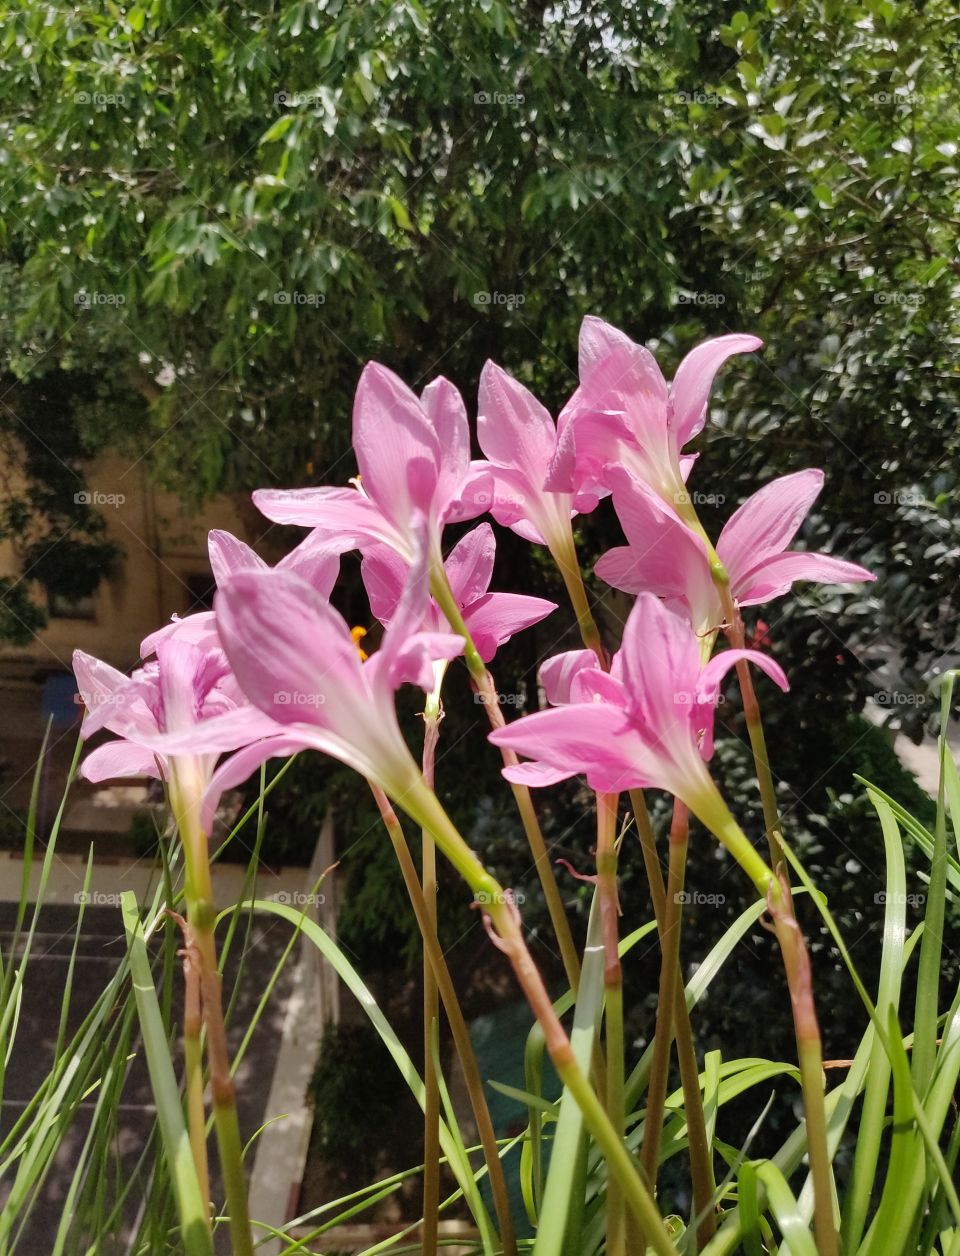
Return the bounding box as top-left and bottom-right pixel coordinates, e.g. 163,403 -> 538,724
0,898 -> 300,1254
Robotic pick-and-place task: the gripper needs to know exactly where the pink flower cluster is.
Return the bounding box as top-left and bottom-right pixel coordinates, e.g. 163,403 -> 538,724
74,317 -> 873,845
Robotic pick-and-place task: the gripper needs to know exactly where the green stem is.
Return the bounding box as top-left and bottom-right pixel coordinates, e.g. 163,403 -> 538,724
548,525 -> 607,667
181,937 -> 211,1225
597,792 -> 625,1256
706,547 -> 834,1253
431,564 -> 582,993
172,774 -> 254,1256
554,1055 -> 678,1256
628,790 -> 716,1248
421,710 -> 441,1256
640,801 -> 688,1191
406,784 -> 675,1255
371,784 -> 517,1256
767,876 -> 838,1256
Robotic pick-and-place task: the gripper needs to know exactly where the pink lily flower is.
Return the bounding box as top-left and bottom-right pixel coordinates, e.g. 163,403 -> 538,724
251,364 -> 488,562
140,528 -> 341,658
546,316 -> 762,517
488,593 -> 787,886
210,519 -> 466,808
471,362 -> 602,553
595,467 -> 875,634
361,522 -> 557,663
73,637 -> 285,833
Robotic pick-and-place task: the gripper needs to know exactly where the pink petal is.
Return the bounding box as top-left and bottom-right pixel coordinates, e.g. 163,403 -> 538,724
129,705 -> 282,757
616,594 -> 702,735
353,362 -> 440,524
546,407 -> 632,497
669,333 -> 762,445
477,362 -> 557,481
141,612 -> 219,660
361,545 -> 407,626
698,648 -> 789,707
79,740 -> 163,783
561,325 -> 669,471
717,469 -> 824,584
445,523 -> 496,608
597,469 -> 714,623
490,702 -> 644,793
253,486 -> 401,553
384,630 -> 464,691
696,647 -> 789,759
471,463 -> 548,543
463,592 -> 556,662
502,761 -> 577,787
367,515 -> 461,693
215,568 -> 362,728
737,551 -> 875,606
421,376 -> 470,513
539,650 -> 599,705
73,650 -> 157,739
200,736 -> 305,833
444,461 -> 495,525
279,532 -> 341,598
208,530 -> 266,586
577,316 -> 667,403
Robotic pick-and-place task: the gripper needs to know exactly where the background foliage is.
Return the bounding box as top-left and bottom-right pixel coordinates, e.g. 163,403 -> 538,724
0,0 -> 957,709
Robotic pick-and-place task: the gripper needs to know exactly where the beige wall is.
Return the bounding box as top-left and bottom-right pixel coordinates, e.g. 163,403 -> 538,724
0,451 -> 266,675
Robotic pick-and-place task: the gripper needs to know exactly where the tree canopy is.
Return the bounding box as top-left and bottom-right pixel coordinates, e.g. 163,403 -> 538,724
1,0 -> 957,710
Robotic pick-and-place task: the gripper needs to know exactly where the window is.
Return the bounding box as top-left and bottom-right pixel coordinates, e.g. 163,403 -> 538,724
185,573 -> 216,613
49,591 -> 97,620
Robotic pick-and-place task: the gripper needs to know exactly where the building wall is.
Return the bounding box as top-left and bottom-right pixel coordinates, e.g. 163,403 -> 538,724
0,452 -> 263,675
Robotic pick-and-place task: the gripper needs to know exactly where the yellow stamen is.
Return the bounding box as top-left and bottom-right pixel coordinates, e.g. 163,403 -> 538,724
351,625 -> 369,661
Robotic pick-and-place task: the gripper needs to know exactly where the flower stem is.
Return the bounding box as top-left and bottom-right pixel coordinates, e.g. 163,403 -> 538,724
408,785 -> 676,1255
597,792 -> 625,1256
475,667 -> 582,991
715,578 -> 783,868
640,801 -> 688,1191
421,707 -> 441,1256
549,526 -> 608,667
629,790 -> 716,1248
180,934 -> 211,1223
172,777 -> 253,1256
430,566 -> 582,992
767,874 -> 838,1256
370,784 -> 517,1256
